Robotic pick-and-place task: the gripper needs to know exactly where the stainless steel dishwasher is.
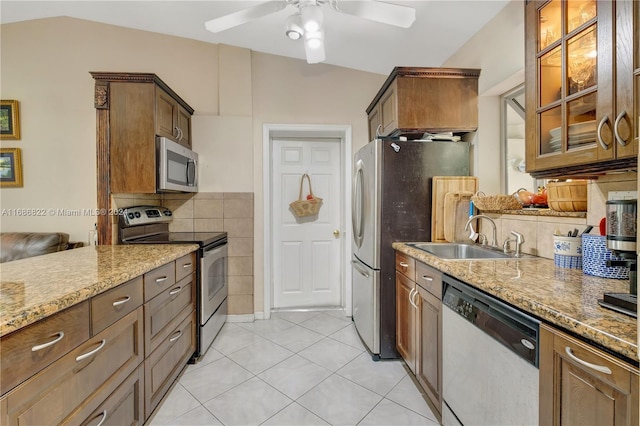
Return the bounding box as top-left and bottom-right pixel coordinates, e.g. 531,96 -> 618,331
441,275 -> 540,425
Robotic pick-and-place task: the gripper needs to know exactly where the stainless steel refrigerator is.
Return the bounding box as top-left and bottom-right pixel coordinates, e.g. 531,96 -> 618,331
351,138 -> 470,359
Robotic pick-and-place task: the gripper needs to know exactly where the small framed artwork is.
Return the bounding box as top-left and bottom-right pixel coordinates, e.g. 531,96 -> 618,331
1,100 -> 21,140
0,148 -> 23,187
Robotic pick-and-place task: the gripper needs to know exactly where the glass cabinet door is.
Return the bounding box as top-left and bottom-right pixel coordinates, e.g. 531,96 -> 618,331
535,0 -> 598,162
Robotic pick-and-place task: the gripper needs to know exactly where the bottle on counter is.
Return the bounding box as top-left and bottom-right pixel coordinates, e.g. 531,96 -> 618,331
88,223 -> 98,246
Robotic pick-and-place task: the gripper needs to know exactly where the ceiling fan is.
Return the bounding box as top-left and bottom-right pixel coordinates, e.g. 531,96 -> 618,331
204,0 -> 416,64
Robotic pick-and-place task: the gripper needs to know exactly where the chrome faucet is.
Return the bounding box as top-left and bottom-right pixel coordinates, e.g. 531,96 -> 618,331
464,214 -> 498,247
503,231 -> 525,257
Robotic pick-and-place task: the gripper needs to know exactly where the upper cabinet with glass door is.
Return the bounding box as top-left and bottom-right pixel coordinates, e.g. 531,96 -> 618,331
525,0 -> 637,178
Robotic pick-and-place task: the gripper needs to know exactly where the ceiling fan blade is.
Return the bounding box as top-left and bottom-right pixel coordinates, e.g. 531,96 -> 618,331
205,0 -> 287,33
336,1 -> 416,28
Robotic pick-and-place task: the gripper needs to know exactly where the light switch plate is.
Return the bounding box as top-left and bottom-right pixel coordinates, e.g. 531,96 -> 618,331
608,191 -> 637,200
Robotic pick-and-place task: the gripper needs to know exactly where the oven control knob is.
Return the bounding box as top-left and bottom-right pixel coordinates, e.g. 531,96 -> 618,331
163,210 -> 172,216
127,213 -> 135,220
134,212 -> 141,218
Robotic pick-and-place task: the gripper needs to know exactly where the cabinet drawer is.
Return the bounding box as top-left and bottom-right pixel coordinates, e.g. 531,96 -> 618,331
0,307 -> 143,425
395,251 -> 416,281
145,275 -> 195,356
145,308 -> 195,418
415,262 -> 442,299
175,252 -> 195,282
551,326 -> 633,391
77,365 -> 144,426
0,301 -> 90,396
91,276 -> 143,335
144,262 -> 176,302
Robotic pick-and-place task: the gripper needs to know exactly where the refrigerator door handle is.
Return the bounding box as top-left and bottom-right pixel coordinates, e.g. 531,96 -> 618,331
352,161 -> 365,248
351,260 -> 370,278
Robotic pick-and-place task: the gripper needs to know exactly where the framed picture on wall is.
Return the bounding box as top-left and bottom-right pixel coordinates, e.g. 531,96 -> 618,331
1,100 -> 21,140
0,148 -> 23,187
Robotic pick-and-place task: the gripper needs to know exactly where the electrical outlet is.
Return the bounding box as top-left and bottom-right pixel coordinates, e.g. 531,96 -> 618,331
607,191 -> 637,200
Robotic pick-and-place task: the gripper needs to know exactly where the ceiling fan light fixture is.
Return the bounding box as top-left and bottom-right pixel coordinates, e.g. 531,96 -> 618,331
285,13 -> 304,40
301,4 -> 323,32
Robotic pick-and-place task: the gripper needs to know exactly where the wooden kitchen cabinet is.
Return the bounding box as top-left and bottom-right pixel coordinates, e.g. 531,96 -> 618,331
539,324 -> 639,426
156,88 -> 191,148
0,308 -> 144,425
525,0 -> 638,178
90,72 -> 194,195
0,253 -> 197,425
414,262 -> 443,420
395,251 -> 443,420
367,67 -> 480,140
0,301 -> 90,396
396,267 -> 417,373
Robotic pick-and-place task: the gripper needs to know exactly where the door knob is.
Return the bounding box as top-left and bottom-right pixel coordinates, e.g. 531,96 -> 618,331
333,229 -> 340,237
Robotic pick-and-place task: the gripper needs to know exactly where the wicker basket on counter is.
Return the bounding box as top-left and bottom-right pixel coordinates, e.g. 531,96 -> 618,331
547,180 -> 588,212
471,191 -> 522,212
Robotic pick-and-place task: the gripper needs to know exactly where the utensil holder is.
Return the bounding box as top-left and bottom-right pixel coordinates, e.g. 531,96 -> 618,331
553,236 -> 582,269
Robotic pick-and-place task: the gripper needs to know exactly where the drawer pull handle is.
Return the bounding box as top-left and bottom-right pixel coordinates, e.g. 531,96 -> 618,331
112,296 -> 131,307
155,276 -> 168,283
94,410 -> 108,426
399,262 -> 408,268
182,263 -> 192,268
169,330 -> 182,342
169,286 -> 183,296
76,339 -> 106,362
31,331 -> 65,352
564,346 -> 612,375
422,275 -> 434,282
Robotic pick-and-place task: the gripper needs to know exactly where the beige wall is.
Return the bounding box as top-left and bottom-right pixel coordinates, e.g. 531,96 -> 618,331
0,17 -> 219,243
0,17 -> 385,315
442,0 -> 525,194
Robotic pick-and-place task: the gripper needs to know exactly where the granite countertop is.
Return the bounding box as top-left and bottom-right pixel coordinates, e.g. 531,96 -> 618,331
393,242 -> 638,363
0,244 -> 198,337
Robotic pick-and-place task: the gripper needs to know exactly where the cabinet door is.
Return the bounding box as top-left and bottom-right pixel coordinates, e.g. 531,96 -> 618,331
368,105 -> 381,141
379,83 -> 397,136
395,272 -> 416,373
176,105 -> 192,148
525,0 -> 601,172
539,325 -> 639,426
155,89 -> 178,141
145,308 -> 196,418
415,285 -> 442,419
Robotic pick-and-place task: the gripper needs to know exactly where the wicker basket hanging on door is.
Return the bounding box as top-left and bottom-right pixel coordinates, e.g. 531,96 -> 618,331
290,173 -> 323,217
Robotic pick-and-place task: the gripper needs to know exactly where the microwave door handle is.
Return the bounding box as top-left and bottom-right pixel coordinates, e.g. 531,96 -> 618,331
187,159 -> 197,187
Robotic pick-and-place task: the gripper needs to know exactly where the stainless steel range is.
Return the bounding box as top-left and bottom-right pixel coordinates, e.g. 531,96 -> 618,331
119,206 -> 227,361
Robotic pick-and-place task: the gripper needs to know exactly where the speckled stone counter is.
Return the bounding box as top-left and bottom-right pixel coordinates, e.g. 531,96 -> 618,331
0,244 -> 198,337
393,242 -> 638,363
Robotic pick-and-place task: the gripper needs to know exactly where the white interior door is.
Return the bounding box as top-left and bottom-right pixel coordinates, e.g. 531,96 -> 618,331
272,138 -> 342,308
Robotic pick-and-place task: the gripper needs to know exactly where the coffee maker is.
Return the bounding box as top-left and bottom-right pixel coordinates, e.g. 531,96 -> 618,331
598,199 -> 637,317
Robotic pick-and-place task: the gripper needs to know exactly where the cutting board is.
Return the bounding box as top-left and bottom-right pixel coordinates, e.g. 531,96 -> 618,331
431,176 -> 478,242
444,192 -> 474,242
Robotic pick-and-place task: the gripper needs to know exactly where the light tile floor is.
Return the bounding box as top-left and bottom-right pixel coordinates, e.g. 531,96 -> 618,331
149,310 -> 439,426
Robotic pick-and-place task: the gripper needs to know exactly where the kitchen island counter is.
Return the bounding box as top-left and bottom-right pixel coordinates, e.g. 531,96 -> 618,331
0,244 -> 198,337
393,242 -> 638,363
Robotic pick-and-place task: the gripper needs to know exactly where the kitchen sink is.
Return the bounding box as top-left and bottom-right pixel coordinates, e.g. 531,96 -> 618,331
407,242 -> 536,260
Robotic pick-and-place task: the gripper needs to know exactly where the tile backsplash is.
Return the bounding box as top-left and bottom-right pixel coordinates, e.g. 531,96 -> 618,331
111,191 -> 254,316
482,172 -> 637,259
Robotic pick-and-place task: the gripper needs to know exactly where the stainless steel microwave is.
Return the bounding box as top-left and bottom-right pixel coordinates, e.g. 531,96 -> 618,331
157,137 -> 198,192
